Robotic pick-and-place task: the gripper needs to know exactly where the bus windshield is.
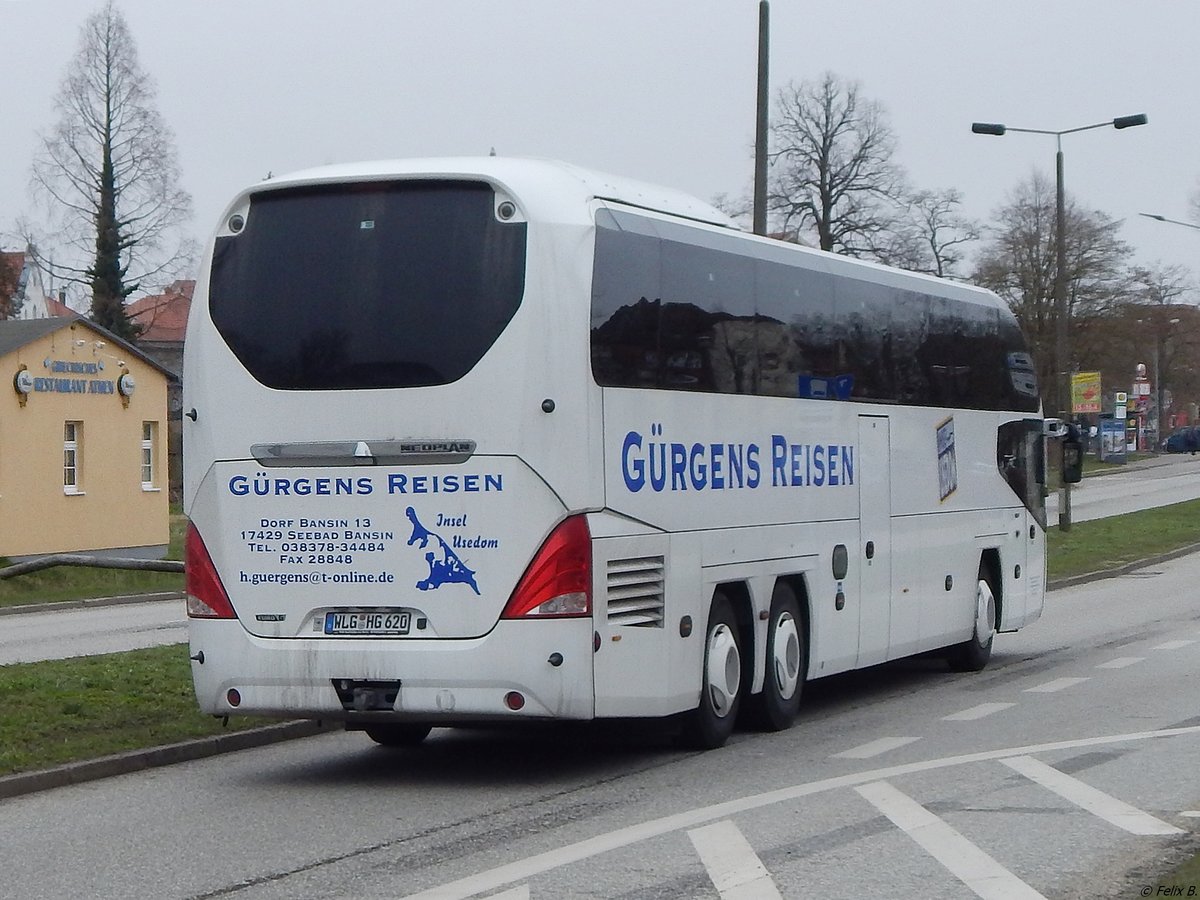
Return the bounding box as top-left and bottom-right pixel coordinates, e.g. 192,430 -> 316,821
208,180 -> 527,390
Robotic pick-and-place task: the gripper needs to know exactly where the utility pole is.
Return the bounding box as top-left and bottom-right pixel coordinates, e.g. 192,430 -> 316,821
752,0 -> 769,236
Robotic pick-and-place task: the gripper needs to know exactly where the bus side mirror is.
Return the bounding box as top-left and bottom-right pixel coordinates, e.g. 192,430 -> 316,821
1043,418 -> 1069,439
1061,424 -> 1084,484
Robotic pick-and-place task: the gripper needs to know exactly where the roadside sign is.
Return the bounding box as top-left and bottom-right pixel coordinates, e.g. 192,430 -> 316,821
1071,372 -> 1102,413
1099,418 -> 1126,463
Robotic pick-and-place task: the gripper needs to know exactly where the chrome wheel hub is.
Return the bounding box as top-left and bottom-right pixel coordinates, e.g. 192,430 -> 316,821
706,623 -> 741,718
975,579 -> 996,648
772,612 -> 801,700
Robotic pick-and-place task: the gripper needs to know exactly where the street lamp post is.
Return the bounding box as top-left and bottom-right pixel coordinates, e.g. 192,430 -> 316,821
1138,214 -> 1199,439
1139,212 -> 1200,232
971,114 -> 1148,530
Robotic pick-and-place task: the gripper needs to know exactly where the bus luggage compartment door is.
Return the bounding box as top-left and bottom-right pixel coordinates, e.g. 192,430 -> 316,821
856,415 -> 893,668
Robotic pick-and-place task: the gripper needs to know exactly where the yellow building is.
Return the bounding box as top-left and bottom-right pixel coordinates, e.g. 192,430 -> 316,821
1,317 -> 172,560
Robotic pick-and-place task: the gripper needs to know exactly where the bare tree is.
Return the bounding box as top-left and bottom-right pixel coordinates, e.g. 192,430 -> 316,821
973,171 -> 1133,412
870,188 -> 979,278
709,191 -> 752,229
1188,182 -> 1200,224
29,1 -> 193,339
767,73 -> 907,256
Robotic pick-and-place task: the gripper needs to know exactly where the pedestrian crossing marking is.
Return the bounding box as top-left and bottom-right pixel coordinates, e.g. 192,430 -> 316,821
1000,756 -> 1184,835
688,820 -> 783,900
855,780 -> 1046,900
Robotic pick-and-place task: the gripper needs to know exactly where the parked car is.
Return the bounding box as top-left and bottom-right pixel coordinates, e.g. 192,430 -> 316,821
1162,426 -> 1200,454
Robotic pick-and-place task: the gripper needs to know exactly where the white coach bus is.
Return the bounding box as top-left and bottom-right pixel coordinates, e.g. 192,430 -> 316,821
183,157 -> 1081,749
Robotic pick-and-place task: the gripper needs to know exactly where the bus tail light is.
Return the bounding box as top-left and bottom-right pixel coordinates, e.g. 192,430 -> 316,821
185,523 -> 237,619
501,515 -> 591,619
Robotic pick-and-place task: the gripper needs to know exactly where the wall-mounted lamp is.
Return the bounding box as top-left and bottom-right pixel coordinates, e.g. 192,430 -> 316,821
116,367 -> 136,409
13,364 -> 33,407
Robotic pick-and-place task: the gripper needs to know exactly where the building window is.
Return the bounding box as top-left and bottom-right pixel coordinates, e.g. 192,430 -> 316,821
141,422 -> 157,489
64,421 -> 82,493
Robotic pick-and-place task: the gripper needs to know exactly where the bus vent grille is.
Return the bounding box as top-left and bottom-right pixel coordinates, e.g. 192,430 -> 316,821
606,556 -> 665,627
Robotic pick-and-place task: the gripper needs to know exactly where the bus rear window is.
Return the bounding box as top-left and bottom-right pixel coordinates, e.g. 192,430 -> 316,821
209,181 -> 527,390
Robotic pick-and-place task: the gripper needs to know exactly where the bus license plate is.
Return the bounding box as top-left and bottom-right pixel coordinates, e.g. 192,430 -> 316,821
324,611 -> 412,636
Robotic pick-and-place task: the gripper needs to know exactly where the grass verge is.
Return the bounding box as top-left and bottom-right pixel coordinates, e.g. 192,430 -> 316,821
0,516 -> 185,609
1047,498 -> 1200,581
0,567 -> 184,609
1080,451 -> 1159,476
1158,853 -> 1200,894
0,644 -> 268,777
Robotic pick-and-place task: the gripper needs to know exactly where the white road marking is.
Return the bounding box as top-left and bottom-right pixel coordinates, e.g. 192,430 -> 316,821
943,703 -> 1015,721
1151,639 -> 1196,651
833,736 -> 920,758
1182,811 -> 1200,818
855,780 -> 1046,900
1095,657 -> 1144,669
1000,756 -> 1183,835
687,820 -> 783,900
397,724 -> 1200,900
1024,677 -> 1089,693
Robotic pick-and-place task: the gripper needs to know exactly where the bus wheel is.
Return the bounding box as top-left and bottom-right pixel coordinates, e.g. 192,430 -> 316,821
947,565 -> 996,672
363,723 -> 432,747
680,593 -> 743,750
745,583 -> 804,731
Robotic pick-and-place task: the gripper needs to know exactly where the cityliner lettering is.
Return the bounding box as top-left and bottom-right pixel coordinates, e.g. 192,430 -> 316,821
621,425 -> 854,493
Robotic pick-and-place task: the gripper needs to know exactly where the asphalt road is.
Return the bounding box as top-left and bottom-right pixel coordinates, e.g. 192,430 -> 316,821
2,525 -> 1199,899
1048,452 -> 1200,523
0,596 -> 186,665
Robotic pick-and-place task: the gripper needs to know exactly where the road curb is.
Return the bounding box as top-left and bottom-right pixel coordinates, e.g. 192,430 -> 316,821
0,719 -> 339,801
0,591 -> 184,617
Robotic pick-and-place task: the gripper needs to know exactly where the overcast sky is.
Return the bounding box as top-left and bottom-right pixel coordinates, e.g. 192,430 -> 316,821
2,0 -> 1198,296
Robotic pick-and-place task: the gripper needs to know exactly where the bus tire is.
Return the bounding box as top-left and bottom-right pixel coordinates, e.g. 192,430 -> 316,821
364,723 -> 433,747
745,583 -> 805,731
947,564 -> 996,672
679,593 -> 743,750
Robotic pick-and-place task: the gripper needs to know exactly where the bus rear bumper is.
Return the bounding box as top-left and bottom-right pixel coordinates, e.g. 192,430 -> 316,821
188,617 -> 596,722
